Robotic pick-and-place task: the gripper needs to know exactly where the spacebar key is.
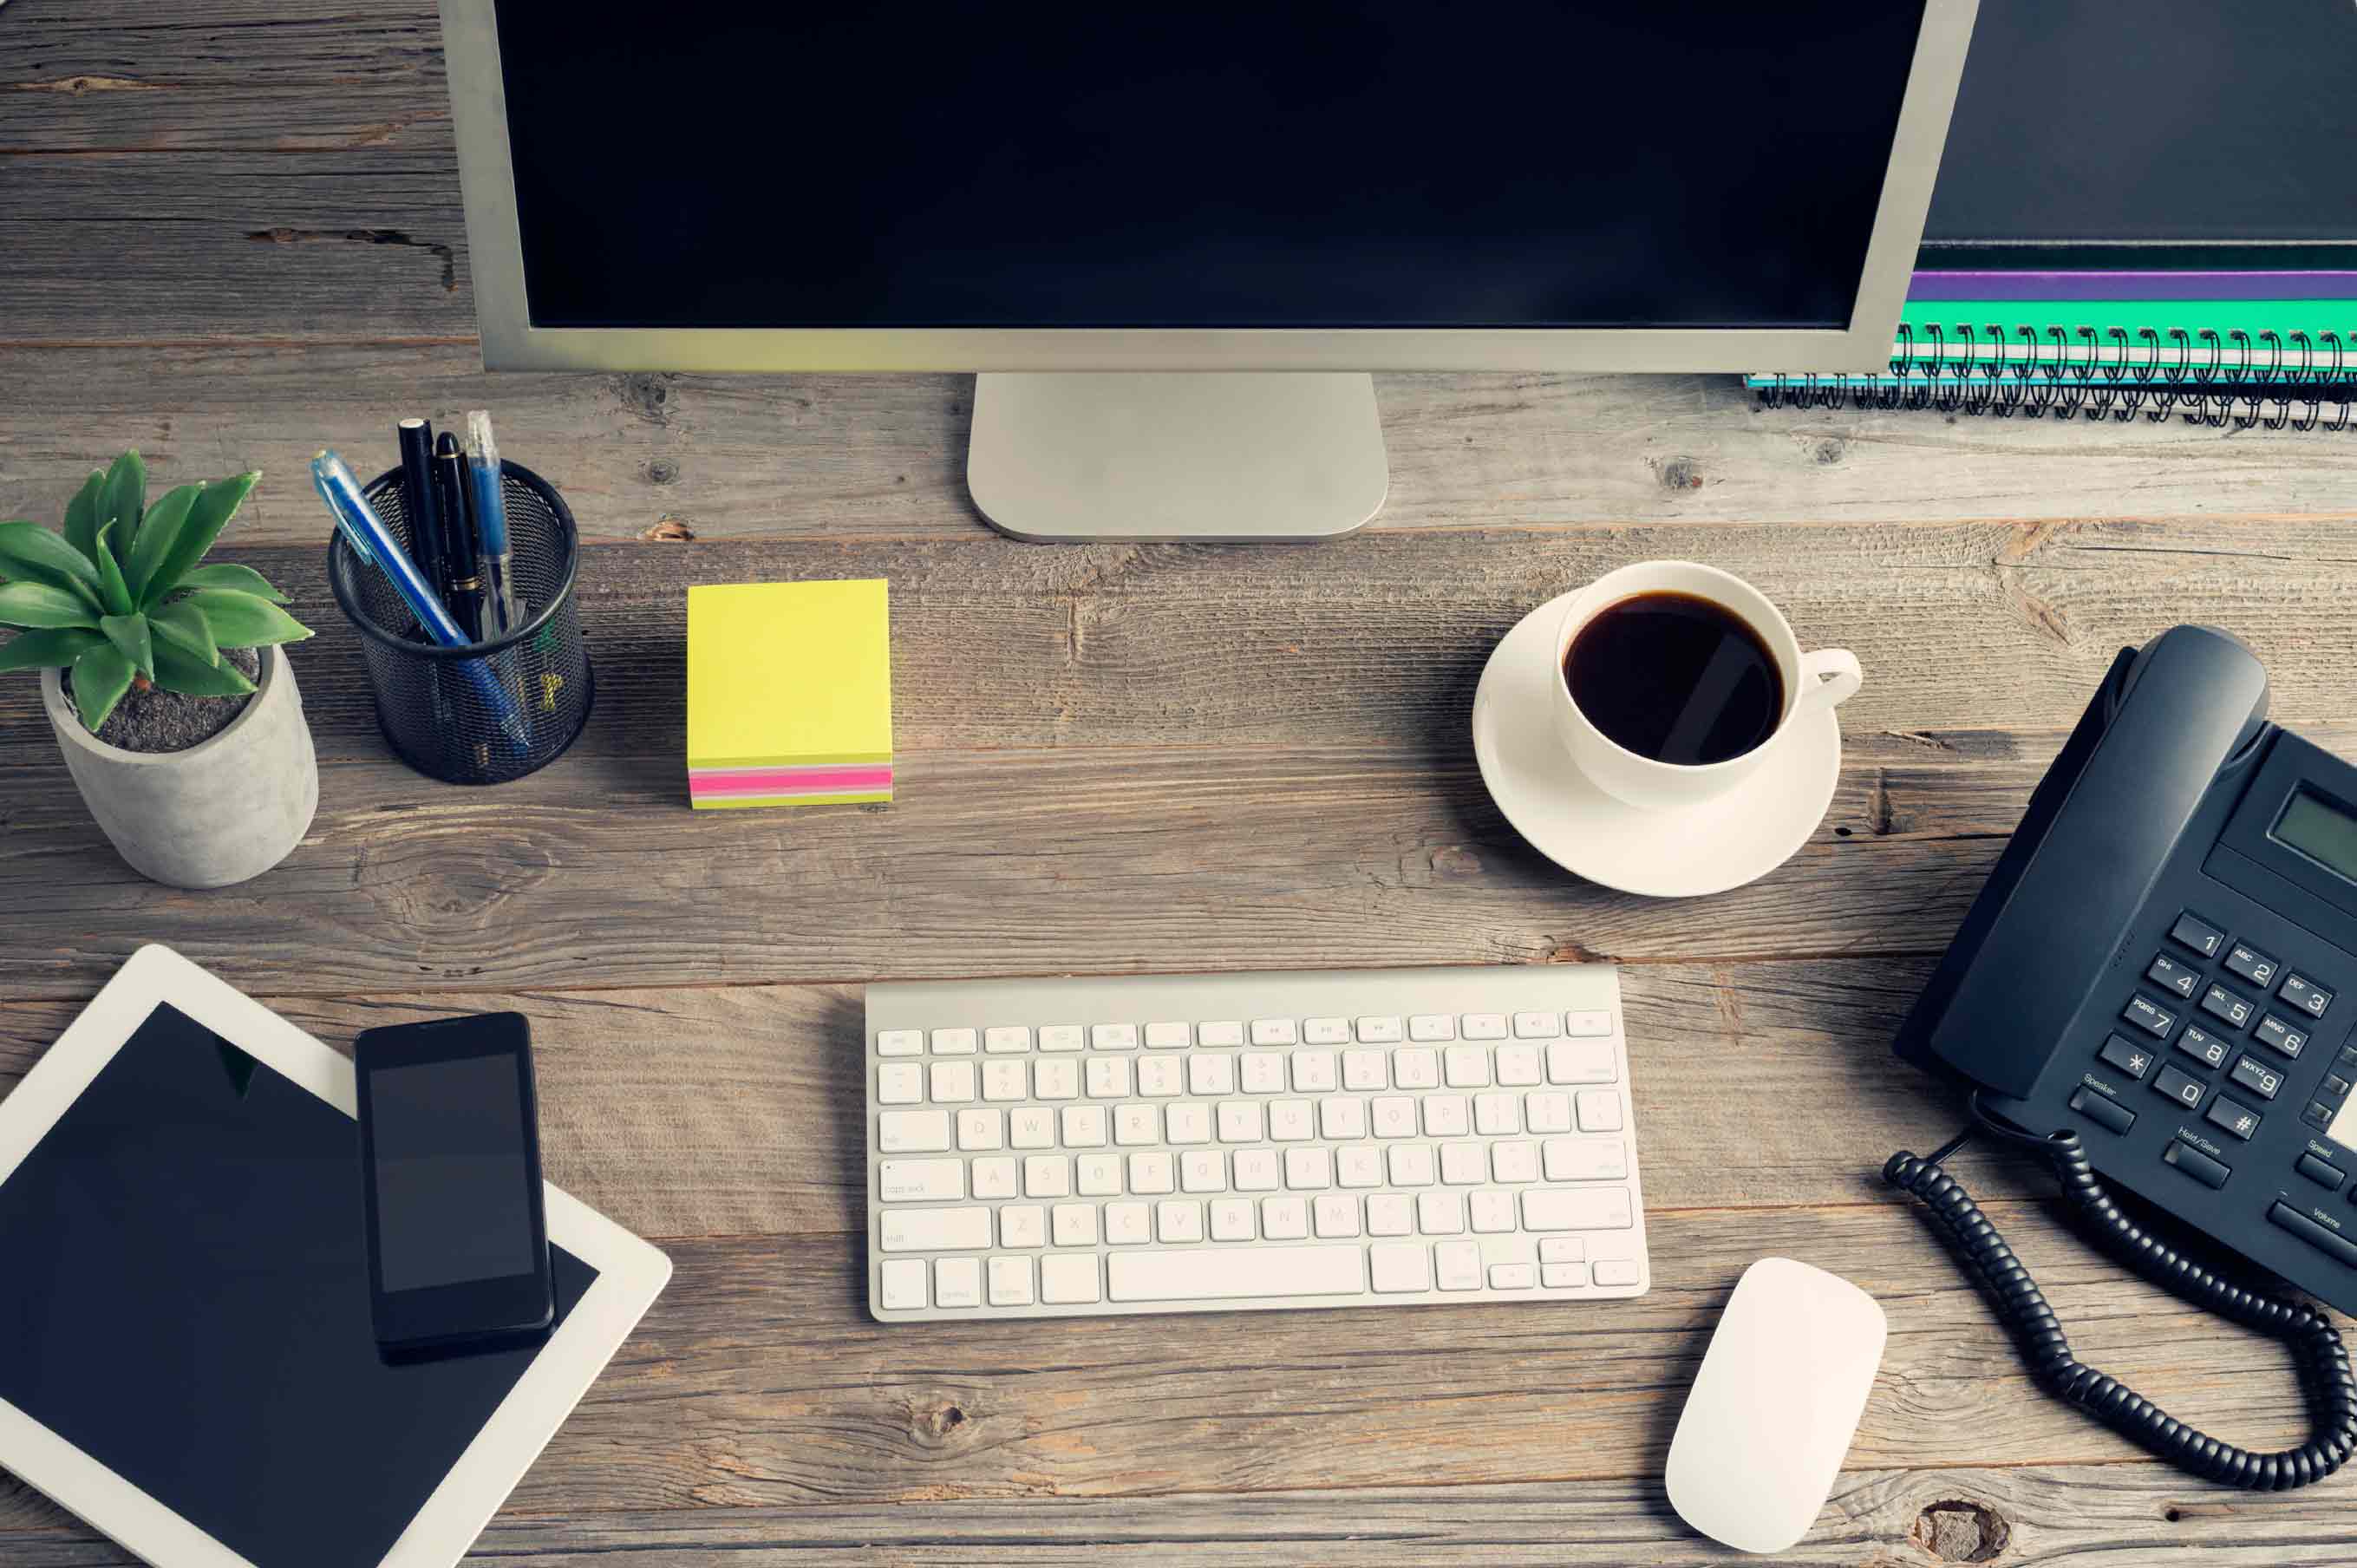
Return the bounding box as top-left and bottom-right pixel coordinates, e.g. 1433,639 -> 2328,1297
1108,1246 -> 1368,1303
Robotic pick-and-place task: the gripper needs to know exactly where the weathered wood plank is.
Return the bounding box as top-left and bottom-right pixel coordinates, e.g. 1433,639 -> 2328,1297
0,959 -> 1975,1237
5,529 -> 2356,767
5,1463 -> 2354,1566
0,2 -> 447,154
0,1209 -> 2335,1526
6,347 -> 2355,543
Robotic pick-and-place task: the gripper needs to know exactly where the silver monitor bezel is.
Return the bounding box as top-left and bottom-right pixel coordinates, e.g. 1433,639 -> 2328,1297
440,0 -> 1976,374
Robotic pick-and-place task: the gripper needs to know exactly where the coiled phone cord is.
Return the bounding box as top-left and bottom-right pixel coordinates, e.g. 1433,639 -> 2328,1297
1884,1092 -> 2357,1490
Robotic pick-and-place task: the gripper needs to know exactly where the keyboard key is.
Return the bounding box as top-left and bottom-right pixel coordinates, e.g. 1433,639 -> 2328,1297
1490,1263 -> 1537,1290
1198,1021 -> 1245,1047
2223,944 -> 2279,990
1092,1022 -> 1139,1050
2255,1015 -> 2311,1059
1034,1060 -> 1080,1100
2096,1034 -> 2153,1081
1114,1103 -> 1160,1145
934,1257 -> 983,1308
1291,1051 -> 1338,1093
2230,1055 -> 2284,1101
971,1157 -> 1018,1198
1491,1140 -> 1540,1182
957,1108 -> 1003,1150
1337,1147 -> 1385,1188
879,1110 -> 953,1152
1565,1010 -> 1615,1037
1371,1242 -> 1433,1292
1544,1137 -> 1628,1181
1547,1040 -> 1616,1084
1234,1149 -> 1281,1190
1423,1095 -> 1470,1136
2197,985 -> 2254,1031
1394,1049 -> 1441,1089
1270,1100 -> 1316,1140
1129,1152 -> 1175,1193
1145,1021 -> 1192,1049
1086,1057 -> 1133,1099
930,1061 -> 976,1103
1304,1016 -> 1352,1044
1435,1240 -> 1483,1290
988,1255 -> 1035,1306
1263,1195 -> 1309,1238
878,1063 -> 924,1106
2175,1025 -> 2230,1069
1156,1199 -> 1204,1243
1041,1253 -> 1101,1304
880,1206 -> 992,1252
1495,1044 -> 1544,1087
878,1159 -> 964,1202
983,1061 -> 1028,1101
2145,953 -> 2201,1001
1371,1096 -> 1419,1138
1190,1053 -> 1237,1095
2122,995 -> 2179,1037
1105,1201 -> 1152,1245
1409,1014 -> 1456,1042
1368,1193 -> 1415,1235
880,1258 -> 928,1310
1538,1237 -> 1585,1263
877,1029 -> 924,1057
1025,1154 -> 1073,1198
1387,1144 -> 1437,1186
1320,1096 -> 1368,1139
1240,1052 -> 1288,1093
1444,1045 -> 1492,1088
1181,1150 -> 1226,1192
1462,1013 -> 1509,1040
1052,1203 -> 1100,1247
1474,1092 -> 1520,1135
1342,1049 -> 1390,1090
1522,1189 -> 1634,1231
1542,1261 -> 1590,1289
1111,1244 -> 1365,1302
1440,1143 -> 1487,1185
1594,1258 -> 1642,1287
1314,1193 -> 1361,1237
1038,1024 -> 1085,1052
1251,1018 -> 1298,1045
1576,1089 -> 1624,1132
1061,1106 -> 1109,1147
932,1028 -> 978,1055
1525,1092 -> 1573,1134
1470,1190 -> 1517,1233
2150,1066 -> 2204,1112
1417,1190 -> 1466,1235
2282,974 -> 2334,1019
1077,1153 -> 1123,1195
1218,1101 -> 1264,1142
1166,1103 -> 1211,1144
2205,1095 -> 2262,1141
1285,1147 -> 1334,1189
2170,911 -> 2227,958
985,1026 -> 1032,1054
1513,1011 -> 1564,1039
1211,1197 -> 1257,1240
1355,1016 -> 1404,1043
1136,1056 -> 1184,1096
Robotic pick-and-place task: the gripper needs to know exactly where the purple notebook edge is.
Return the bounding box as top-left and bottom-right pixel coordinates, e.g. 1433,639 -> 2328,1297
1914,270 -> 2357,303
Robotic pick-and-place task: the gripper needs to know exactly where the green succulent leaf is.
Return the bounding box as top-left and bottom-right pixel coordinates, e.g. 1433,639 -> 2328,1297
70,642 -> 134,732
97,451 -> 145,547
0,521 -> 103,608
185,587 -> 312,648
62,470 -> 106,563
144,471 -> 259,604
0,579 -> 101,630
173,561 -> 289,604
123,483 -> 199,605
90,524 -> 134,617
0,626 -> 106,672
100,613 -> 154,680
153,637 -> 255,698
149,598 -> 219,668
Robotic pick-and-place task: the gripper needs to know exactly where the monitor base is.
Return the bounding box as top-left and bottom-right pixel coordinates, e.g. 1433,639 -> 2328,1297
967,373 -> 1388,543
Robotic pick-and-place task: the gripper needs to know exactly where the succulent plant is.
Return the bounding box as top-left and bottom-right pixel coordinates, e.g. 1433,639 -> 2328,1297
0,450 -> 312,731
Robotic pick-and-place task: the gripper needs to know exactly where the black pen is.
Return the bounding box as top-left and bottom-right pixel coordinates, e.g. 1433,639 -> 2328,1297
395,417 -> 447,607
432,433 -> 484,639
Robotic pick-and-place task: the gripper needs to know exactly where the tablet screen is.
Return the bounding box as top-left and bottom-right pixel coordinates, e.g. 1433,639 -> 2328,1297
0,1003 -> 598,1568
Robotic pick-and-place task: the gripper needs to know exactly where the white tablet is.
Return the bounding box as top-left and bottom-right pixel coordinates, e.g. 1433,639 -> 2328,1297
0,944 -> 672,1568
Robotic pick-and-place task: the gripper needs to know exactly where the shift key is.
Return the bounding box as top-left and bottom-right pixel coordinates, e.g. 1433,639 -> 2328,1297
879,1206 -> 994,1251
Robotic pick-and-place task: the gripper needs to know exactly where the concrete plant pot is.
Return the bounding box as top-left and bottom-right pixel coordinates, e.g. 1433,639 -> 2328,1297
42,645 -> 319,888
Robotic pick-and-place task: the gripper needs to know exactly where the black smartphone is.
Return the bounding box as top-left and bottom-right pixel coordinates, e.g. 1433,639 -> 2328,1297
354,1012 -> 554,1356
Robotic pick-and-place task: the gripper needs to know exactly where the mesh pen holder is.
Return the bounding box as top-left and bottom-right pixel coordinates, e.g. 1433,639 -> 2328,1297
329,461 -> 594,785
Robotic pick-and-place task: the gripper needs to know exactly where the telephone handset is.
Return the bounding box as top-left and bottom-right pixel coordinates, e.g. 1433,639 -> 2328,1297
1887,624 -> 2357,1489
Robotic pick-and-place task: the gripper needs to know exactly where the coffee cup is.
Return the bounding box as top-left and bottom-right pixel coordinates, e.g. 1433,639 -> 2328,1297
1550,560 -> 1859,811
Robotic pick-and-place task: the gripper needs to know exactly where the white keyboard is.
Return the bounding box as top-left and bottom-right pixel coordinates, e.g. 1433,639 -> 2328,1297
864,965 -> 1649,1320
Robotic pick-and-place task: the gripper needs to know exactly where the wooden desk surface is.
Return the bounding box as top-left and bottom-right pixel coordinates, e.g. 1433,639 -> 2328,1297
9,4 -> 2357,1563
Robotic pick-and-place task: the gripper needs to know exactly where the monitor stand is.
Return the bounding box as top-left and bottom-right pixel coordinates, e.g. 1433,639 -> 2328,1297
966,372 -> 1389,542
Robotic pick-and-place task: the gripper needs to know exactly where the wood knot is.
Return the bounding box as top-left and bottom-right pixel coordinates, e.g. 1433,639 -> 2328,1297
619,373 -> 676,425
641,515 -> 695,541
1910,1499 -> 2011,1562
1655,455 -> 1704,491
643,458 -> 680,486
907,1394 -> 975,1448
1431,846 -> 1484,880
1814,437 -> 1845,464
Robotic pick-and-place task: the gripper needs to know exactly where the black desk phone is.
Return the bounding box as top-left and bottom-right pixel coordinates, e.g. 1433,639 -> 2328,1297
1887,624 -> 2357,1490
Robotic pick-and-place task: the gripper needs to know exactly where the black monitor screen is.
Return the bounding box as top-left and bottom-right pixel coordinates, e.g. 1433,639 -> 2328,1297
493,2 -> 1927,330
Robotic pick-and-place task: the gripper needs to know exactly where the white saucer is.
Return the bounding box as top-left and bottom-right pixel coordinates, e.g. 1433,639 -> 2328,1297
1471,591 -> 1842,898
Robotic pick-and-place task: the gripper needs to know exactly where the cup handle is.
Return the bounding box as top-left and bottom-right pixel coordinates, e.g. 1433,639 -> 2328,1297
1795,649 -> 1863,716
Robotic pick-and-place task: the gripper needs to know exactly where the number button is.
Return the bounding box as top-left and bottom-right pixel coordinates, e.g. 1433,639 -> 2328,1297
2145,953 -> 2201,1000
2253,1014 -> 2310,1060
2204,1094 -> 2262,1141
2121,996 -> 2178,1038
2280,974 -> 2334,1019
2097,1034 -> 2154,1081
2229,1054 -> 2283,1101
2170,911 -> 2227,959
2151,1064 -> 2206,1111
2223,944 -> 2278,990
2197,984 -> 2254,1031
2175,1025 -> 2230,1069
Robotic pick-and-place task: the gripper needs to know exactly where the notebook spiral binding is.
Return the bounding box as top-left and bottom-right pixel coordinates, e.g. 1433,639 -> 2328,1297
1758,323 -> 2355,430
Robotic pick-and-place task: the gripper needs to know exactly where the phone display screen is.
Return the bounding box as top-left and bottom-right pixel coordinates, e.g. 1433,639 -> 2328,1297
368,1051 -> 538,1291
2271,789 -> 2357,885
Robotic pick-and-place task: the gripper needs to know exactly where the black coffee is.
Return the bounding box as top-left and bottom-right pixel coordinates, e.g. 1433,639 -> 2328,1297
1564,591 -> 1785,765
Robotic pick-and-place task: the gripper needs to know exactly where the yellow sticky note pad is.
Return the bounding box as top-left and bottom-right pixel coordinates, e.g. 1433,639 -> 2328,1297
687,579 -> 893,808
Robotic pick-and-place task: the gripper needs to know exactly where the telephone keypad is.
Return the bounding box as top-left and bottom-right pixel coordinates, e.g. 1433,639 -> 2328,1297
2171,911 -> 2228,959
2197,983 -> 2256,1031
2253,1014 -> 2310,1060
2175,1025 -> 2230,1070
2230,1054 -> 2284,1101
2280,973 -> 2333,1019
2123,996 -> 2180,1038
2205,1094 -> 2262,1141
2099,1034 -> 2155,1080
2223,944 -> 2280,990
2145,953 -> 2202,1000
2151,1065 -> 2207,1111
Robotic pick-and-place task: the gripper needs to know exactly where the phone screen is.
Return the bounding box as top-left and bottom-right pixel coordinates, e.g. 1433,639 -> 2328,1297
368,1050 -> 539,1291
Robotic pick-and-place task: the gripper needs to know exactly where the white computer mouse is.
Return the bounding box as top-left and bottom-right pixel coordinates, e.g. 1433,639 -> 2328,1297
1664,1257 -> 1888,1554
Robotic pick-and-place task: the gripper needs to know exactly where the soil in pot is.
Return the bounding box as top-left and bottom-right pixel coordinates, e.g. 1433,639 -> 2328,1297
63,647 -> 262,754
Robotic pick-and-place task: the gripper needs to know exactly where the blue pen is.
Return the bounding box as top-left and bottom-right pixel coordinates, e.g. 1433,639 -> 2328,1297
311,449 -> 530,753
463,409 -> 521,638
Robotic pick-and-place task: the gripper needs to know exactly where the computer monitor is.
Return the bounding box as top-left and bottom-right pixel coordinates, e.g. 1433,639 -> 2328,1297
440,1 -> 1977,540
